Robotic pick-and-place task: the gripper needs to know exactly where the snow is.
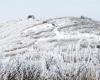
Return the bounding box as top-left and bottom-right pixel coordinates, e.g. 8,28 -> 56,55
0,17 -> 100,80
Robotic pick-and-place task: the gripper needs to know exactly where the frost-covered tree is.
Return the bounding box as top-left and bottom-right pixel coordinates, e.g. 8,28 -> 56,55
27,15 -> 35,19
80,16 -> 92,20
80,16 -> 86,19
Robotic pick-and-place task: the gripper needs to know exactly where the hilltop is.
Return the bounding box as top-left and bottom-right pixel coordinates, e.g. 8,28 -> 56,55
0,16 -> 100,80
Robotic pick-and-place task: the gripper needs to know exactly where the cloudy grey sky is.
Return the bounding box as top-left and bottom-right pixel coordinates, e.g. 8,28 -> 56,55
0,0 -> 100,20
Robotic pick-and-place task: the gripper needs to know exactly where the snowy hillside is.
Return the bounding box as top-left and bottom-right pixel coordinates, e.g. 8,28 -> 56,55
0,16 -> 100,80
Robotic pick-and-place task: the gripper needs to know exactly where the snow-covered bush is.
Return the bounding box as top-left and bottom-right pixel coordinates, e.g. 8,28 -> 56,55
0,42 -> 100,80
79,39 -> 89,50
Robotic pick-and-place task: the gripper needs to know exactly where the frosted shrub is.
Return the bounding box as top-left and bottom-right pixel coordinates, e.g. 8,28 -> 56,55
89,41 -> 96,49
79,39 -> 89,50
0,37 -> 100,80
0,44 -> 100,80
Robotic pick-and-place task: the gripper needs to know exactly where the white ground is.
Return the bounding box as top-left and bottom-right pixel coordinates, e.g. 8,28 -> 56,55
0,17 -> 100,80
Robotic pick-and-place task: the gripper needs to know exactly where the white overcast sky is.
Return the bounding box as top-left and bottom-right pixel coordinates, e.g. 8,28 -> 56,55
0,0 -> 100,20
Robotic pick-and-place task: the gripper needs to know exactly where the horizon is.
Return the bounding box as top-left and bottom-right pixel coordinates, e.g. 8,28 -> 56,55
0,0 -> 100,21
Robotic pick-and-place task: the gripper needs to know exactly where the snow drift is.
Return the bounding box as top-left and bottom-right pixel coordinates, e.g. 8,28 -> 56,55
0,17 -> 100,80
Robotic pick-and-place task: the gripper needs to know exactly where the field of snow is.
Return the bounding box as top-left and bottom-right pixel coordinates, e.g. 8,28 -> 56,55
0,17 -> 100,80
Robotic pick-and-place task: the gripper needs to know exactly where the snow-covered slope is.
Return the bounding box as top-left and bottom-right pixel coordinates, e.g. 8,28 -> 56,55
0,17 -> 100,80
